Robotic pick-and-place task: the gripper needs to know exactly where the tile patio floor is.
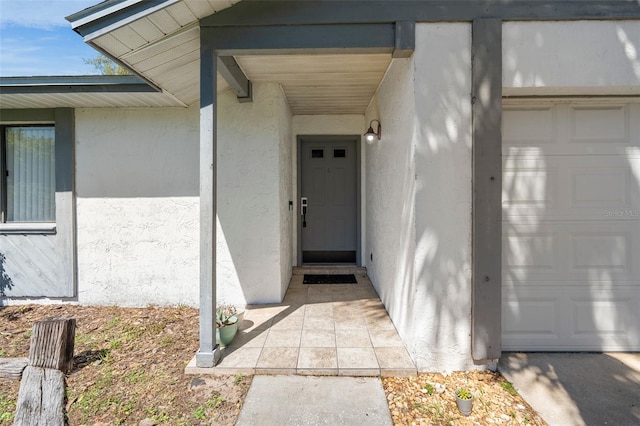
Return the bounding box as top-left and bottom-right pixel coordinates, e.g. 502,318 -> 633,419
186,270 -> 417,376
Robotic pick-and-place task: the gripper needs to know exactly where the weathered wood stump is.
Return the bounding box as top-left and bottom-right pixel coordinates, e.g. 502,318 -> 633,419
13,317 -> 76,426
28,317 -> 76,373
0,357 -> 28,380
13,366 -> 65,426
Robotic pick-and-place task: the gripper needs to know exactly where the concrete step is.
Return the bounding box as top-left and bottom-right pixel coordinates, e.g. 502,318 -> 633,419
292,265 -> 367,275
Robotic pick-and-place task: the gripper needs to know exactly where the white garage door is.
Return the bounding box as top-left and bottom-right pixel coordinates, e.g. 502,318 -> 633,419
502,101 -> 640,351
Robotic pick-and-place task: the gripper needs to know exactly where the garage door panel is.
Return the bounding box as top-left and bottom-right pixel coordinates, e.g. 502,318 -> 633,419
504,221 -> 639,284
504,104 -> 640,157
570,105 -> 629,143
503,101 -> 640,351
504,157 -> 640,220
503,286 -> 640,351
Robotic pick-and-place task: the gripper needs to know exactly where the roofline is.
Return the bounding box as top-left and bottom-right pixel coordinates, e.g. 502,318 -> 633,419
67,0 -> 180,42
0,75 -> 158,94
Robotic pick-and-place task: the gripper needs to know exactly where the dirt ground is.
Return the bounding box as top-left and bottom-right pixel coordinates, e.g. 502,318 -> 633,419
1,305 -> 546,425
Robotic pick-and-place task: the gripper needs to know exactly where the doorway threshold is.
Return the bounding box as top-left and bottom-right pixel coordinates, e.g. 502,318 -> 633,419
293,265 -> 366,275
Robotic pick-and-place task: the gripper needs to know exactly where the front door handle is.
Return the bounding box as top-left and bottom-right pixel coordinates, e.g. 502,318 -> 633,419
301,197 -> 308,227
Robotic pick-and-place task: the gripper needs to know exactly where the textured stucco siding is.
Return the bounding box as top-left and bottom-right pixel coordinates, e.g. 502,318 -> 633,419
412,23 -> 473,370
365,23 -> 474,371
75,83 -> 292,307
364,56 -> 417,360
277,86 -> 294,299
503,20 -> 640,95
217,83 -> 291,304
75,106 -> 200,307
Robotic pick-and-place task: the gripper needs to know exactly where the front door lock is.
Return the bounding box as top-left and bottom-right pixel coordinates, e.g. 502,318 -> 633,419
301,197 -> 308,228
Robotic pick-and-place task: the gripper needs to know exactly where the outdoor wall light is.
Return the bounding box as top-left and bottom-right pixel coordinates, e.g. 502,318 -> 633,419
364,119 -> 381,143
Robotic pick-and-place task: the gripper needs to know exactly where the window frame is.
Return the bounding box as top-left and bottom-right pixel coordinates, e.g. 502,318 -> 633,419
0,123 -> 57,234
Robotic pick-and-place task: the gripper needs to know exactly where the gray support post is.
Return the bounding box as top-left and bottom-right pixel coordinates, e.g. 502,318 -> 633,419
196,45 -> 221,367
54,108 -> 76,298
471,18 -> 502,361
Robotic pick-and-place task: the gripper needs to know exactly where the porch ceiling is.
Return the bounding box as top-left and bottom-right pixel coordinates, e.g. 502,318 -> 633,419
68,0 -> 391,115
236,54 -> 392,115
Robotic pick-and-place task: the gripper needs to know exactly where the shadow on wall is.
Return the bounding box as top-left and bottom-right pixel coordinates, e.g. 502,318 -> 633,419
502,23 -> 640,354
0,252 -> 14,298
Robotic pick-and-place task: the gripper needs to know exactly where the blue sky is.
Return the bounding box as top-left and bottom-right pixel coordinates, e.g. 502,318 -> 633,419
0,0 -> 102,76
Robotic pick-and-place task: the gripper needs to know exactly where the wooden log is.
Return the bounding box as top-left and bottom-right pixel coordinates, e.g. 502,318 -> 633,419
0,357 -> 28,380
13,366 -> 65,426
28,318 -> 76,373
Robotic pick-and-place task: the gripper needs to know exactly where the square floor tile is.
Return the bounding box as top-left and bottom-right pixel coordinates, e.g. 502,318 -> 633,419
374,347 -> 415,369
334,317 -> 368,330
297,347 -> 337,370
300,330 -> 336,347
217,347 -> 262,369
270,315 -> 304,331
263,329 -> 302,348
337,347 -> 379,369
303,316 -> 335,331
304,303 -> 334,318
368,329 -> 405,347
335,329 -> 372,348
256,347 -> 299,369
228,330 -> 268,348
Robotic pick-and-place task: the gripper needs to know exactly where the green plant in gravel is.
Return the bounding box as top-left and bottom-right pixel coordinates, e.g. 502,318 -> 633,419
0,395 -> 15,422
456,387 -> 472,400
423,383 -> 435,395
501,380 -> 519,396
412,401 -> 452,425
0,349 -> 6,357
234,374 -> 244,385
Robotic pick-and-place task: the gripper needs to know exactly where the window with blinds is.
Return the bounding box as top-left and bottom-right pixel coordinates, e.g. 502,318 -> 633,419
2,126 -> 55,222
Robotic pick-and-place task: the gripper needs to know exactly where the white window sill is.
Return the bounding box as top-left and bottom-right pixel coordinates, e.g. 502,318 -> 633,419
0,223 -> 56,234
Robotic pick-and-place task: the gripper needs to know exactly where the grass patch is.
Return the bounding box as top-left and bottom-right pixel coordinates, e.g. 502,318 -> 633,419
0,395 -> 15,423
193,395 -> 225,421
501,380 -> 519,397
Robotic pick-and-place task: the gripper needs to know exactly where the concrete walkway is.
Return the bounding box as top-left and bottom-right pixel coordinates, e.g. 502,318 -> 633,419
235,375 -> 392,426
499,353 -> 640,426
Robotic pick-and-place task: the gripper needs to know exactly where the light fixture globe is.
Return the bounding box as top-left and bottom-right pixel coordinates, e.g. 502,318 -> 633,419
364,119 -> 381,142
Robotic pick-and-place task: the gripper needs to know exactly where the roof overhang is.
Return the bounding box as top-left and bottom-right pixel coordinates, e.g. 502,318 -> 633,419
0,75 -> 185,109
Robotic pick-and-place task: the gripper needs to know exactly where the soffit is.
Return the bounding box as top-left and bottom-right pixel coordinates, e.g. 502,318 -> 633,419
73,0 -> 392,114
236,54 -> 392,115
0,92 -> 185,109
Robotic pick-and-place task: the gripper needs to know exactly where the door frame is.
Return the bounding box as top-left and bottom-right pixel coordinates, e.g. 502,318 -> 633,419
297,134 -> 361,265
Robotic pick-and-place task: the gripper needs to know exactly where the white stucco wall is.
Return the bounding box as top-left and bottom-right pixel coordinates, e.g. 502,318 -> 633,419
364,55 -> 417,353
365,23 -> 473,371
217,83 -> 292,304
503,20 -> 640,95
412,23 -> 473,370
291,115 -> 365,265
75,83 -> 292,307
277,86 -> 294,299
75,106 -> 200,307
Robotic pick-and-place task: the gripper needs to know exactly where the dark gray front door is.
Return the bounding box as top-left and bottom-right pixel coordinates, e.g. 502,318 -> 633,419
300,138 -> 357,263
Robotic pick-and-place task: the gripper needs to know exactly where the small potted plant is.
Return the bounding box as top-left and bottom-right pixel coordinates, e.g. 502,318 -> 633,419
216,304 -> 239,347
455,387 -> 473,416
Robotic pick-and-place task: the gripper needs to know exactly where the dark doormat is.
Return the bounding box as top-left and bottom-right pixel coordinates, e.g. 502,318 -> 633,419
303,274 -> 357,284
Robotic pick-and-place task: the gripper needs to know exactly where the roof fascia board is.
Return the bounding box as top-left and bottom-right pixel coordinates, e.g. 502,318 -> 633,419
201,24 -> 396,56
68,0 -> 181,42
66,0 -> 140,28
201,0 -> 640,26
0,75 -> 158,95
